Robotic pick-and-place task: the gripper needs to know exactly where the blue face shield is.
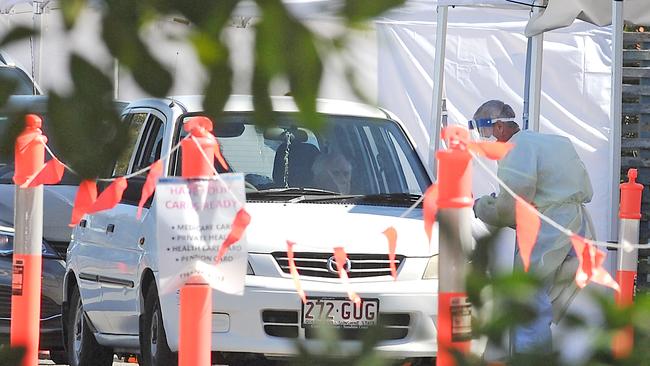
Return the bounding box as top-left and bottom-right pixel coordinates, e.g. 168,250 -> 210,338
468,118 -> 494,139
468,118 -> 517,140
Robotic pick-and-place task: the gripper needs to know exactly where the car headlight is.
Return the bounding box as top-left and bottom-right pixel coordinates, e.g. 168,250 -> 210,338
422,254 -> 439,279
0,231 -> 12,256
247,261 -> 255,275
0,229 -> 60,259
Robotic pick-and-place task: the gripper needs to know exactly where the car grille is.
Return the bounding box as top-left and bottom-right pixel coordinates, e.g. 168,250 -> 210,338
0,286 -> 61,319
261,310 -> 410,340
272,252 -> 405,278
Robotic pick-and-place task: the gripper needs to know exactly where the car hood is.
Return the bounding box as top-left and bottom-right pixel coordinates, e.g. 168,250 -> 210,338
0,184 -> 77,242
245,202 -> 436,257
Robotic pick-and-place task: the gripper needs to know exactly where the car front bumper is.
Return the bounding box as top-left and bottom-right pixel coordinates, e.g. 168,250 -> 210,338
160,275 -> 438,359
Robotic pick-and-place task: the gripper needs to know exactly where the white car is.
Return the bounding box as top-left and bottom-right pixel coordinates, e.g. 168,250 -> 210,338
64,95 -> 439,366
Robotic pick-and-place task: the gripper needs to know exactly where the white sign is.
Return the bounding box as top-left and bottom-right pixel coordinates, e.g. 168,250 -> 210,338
156,174 -> 247,295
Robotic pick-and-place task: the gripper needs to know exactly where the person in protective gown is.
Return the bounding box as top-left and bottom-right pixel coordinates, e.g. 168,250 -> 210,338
472,100 -> 594,354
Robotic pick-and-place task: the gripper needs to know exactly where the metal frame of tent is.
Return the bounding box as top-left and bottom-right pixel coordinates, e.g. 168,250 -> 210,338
429,0 -> 626,242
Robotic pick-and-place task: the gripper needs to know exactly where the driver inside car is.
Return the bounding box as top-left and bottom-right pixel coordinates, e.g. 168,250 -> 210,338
311,152 -> 352,194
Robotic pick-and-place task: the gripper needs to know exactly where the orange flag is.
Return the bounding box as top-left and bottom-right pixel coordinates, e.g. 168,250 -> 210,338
21,158 -> 65,188
423,184 -> 438,244
383,227 -> 398,280
286,240 -> 307,303
468,141 -> 514,160
214,140 -> 229,171
137,160 -> 163,219
334,247 -> 361,305
570,235 -> 620,292
515,198 -> 541,272
216,208 -> 251,263
69,180 -> 98,227
89,177 -> 128,213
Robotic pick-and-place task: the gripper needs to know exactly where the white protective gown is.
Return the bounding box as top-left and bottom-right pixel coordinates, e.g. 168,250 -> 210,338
475,130 -> 594,323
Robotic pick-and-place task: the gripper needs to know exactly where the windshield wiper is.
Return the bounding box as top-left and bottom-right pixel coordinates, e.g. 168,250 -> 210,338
353,193 -> 423,205
246,187 -> 352,202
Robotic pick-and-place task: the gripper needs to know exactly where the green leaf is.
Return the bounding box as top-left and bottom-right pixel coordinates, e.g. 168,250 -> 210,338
47,55 -> 128,179
0,27 -> 37,48
101,1 -> 172,97
342,0 -> 405,24
252,62 -> 274,128
60,0 -> 87,30
172,0 -> 239,33
202,45 -> 233,120
254,0 -> 323,129
284,21 -> 323,129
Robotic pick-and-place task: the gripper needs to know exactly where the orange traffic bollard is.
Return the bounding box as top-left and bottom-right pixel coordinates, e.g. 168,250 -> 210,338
11,114 -> 46,366
613,168 -> 643,358
179,281 -> 212,366
178,116 -> 218,366
436,126 -> 473,366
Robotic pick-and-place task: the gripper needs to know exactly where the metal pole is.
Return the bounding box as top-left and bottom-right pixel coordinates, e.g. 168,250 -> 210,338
31,0 -> 45,88
523,37 -> 532,130
429,5 -> 449,178
527,3 -> 545,132
609,0 -> 624,243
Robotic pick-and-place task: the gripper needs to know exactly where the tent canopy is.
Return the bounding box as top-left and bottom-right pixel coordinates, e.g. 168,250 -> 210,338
428,0 -> 650,35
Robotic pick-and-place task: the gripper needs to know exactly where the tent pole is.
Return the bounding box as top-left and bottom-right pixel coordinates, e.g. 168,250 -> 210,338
609,0 -> 624,242
31,0 -> 45,88
523,37 -> 532,130
429,5 -> 448,178
528,4 -> 545,132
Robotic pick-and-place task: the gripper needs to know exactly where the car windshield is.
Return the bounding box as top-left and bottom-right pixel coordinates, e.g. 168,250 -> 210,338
177,113 -> 430,196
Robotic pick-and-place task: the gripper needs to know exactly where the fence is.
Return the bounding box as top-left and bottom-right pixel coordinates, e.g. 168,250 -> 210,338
621,31 -> 650,292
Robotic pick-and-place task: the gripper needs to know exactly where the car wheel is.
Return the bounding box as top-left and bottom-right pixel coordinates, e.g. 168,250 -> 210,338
140,285 -> 177,366
66,286 -> 113,366
48,350 -> 68,365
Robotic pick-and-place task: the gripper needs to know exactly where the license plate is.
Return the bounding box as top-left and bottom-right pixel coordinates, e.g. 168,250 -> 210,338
301,297 -> 379,329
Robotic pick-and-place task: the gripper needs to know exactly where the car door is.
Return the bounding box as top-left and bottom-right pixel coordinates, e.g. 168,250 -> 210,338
71,112 -> 148,333
98,110 -> 167,335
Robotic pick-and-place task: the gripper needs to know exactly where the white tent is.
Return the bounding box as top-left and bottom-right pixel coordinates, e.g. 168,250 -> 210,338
0,0 -> 632,246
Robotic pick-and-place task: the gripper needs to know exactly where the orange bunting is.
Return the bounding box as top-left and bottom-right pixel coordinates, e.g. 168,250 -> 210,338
423,184 -> 438,244
216,208 -> 251,263
286,241 -> 307,303
89,177 -> 128,213
383,227 -> 398,280
468,141 -> 514,160
570,235 -> 620,292
21,158 -> 65,188
137,160 -> 163,219
69,180 -> 98,227
214,140 -> 229,171
515,198 -> 540,272
333,247 -> 361,305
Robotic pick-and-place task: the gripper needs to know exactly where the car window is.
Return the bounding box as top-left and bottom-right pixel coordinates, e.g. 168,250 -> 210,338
132,115 -> 164,174
0,67 -> 38,95
114,112 -> 147,176
175,113 -> 429,195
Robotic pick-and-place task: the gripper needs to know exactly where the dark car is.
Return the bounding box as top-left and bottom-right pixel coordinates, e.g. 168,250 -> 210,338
0,222 -> 67,364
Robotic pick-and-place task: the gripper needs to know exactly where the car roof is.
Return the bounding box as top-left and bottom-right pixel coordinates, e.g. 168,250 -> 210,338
156,95 -> 391,120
